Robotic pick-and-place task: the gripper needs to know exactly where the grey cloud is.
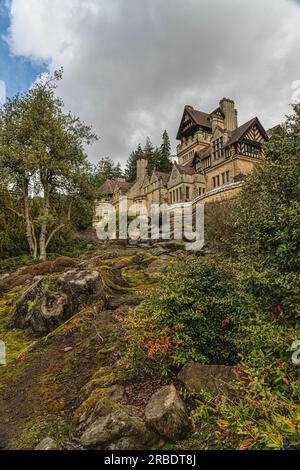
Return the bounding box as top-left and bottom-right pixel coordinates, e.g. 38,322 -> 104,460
8,0 -> 300,165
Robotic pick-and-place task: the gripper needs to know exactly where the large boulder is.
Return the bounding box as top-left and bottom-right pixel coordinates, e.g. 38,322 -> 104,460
10,270 -> 104,334
145,385 -> 191,441
28,291 -> 70,334
8,277 -> 44,329
35,437 -> 58,450
177,363 -> 235,398
79,402 -> 156,450
58,270 -> 104,312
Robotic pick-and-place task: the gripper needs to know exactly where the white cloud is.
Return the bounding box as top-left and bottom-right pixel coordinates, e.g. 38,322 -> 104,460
7,0 -> 300,164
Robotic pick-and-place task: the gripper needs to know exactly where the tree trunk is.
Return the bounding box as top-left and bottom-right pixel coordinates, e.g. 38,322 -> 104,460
22,179 -> 38,259
39,189 -> 50,261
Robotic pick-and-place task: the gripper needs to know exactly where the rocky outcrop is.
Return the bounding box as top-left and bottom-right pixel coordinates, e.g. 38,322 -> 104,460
80,403 -> 156,450
58,270 -> 104,313
1,244 -> 194,450
145,385 -> 191,441
9,277 -> 44,330
35,437 -> 58,450
178,363 -> 235,398
0,257 -> 78,297
9,270 -> 104,334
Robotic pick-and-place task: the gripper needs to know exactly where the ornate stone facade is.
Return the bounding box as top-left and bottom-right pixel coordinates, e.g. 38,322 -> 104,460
94,97 -> 269,224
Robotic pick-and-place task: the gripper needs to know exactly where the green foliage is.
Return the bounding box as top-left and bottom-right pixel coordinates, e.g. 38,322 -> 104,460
0,192 -> 28,258
204,200 -> 237,256
236,106 -> 300,273
123,257 -> 239,373
158,130 -> 173,173
125,144 -> 144,182
92,157 -> 123,189
125,131 -> 172,181
123,105 -> 300,449
0,69 -> 97,260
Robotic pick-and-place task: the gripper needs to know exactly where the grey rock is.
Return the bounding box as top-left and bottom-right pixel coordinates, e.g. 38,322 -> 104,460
150,246 -> 168,257
145,385 -> 191,441
177,363 -> 235,398
8,277 -> 43,329
155,241 -> 186,252
80,405 -> 156,450
10,270 -> 104,334
29,291 -> 69,334
35,437 -> 58,450
58,270 -> 104,311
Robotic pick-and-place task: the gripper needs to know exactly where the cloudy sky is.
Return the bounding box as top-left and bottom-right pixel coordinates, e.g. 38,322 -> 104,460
1,0 -> 300,165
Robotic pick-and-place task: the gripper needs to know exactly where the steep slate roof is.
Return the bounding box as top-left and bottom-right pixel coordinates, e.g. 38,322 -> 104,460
195,145 -> 211,161
154,171 -> 170,184
224,117 -> 268,147
176,105 -> 212,140
210,106 -> 225,117
188,108 -> 212,129
116,181 -> 134,192
175,162 -> 196,176
98,179 -> 117,195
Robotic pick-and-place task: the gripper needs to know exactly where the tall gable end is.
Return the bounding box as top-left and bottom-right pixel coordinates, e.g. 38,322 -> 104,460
225,117 -> 269,148
243,122 -> 268,144
176,107 -> 197,140
176,105 -> 212,140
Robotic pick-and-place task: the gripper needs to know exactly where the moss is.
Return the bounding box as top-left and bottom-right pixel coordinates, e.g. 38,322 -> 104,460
99,266 -> 131,292
73,390 -> 115,425
8,417 -> 71,450
122,267 -> 149,286
0,255 -> 38,275
0,287 -> 38,365
81,366 -> 131,395
99,256 -> 134,269
92,366 -> 119,384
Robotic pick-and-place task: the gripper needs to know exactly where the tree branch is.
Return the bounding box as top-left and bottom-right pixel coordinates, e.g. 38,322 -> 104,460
44,201 -> 73,250
5,206 -> 25,220
45,224 -> 66,250
67,200 -> 73,221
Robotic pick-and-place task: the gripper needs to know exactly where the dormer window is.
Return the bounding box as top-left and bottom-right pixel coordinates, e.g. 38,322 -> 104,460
213,137 -> 223,161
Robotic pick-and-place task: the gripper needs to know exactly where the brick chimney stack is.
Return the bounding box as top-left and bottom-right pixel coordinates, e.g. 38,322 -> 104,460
219,98 -> 238,131
136,159 -> 148,183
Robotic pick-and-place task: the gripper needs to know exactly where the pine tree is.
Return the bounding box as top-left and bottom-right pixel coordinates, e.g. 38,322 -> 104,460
143,137 -> 158,175
114,162 -> 123,179
125,144 -> 143,182
158,130 -> 172,173
93,157 -> 123,188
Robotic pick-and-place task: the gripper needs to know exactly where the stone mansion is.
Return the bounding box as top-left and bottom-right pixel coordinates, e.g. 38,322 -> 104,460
94,97 -> 270,221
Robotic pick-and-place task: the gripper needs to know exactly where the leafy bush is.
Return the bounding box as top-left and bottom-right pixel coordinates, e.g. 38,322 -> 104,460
190,107 -> 300,450
204,200 -> 238,257
123,106 -> 300,449
122,256 -> 240,374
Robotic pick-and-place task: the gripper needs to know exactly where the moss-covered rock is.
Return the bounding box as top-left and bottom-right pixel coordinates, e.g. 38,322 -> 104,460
79,402 -> 157,450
